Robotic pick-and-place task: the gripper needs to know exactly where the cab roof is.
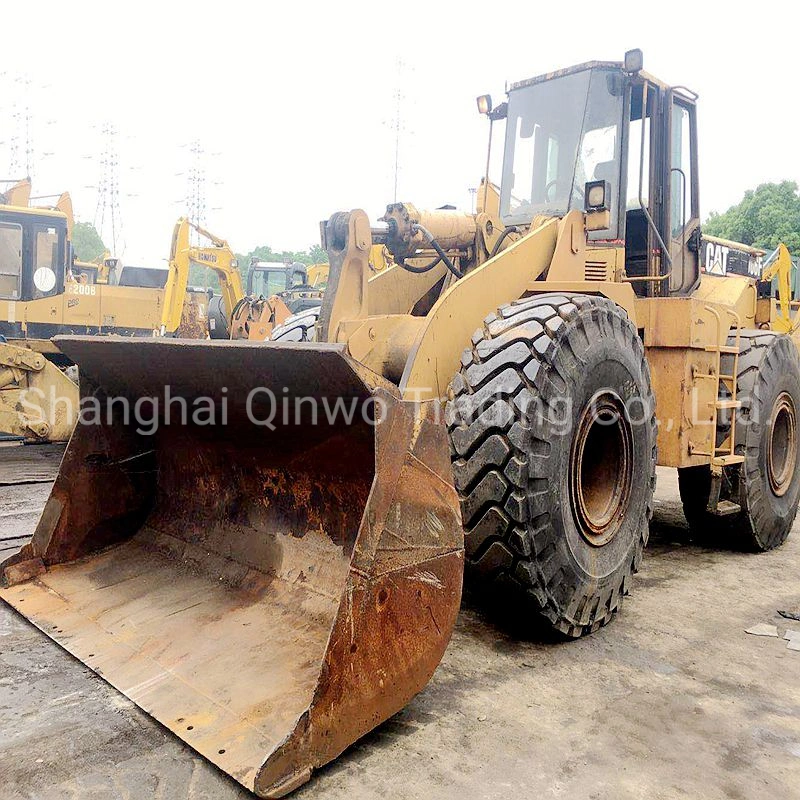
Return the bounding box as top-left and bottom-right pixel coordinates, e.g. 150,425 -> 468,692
0,204 -> 68,222
508,60 -> 672,93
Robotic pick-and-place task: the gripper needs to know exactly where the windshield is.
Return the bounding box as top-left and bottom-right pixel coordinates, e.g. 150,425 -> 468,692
499,67 -> 623,237
251,268 -> 287,297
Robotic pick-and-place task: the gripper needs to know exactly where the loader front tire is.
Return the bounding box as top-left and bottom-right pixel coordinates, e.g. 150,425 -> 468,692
678,331 -> 800,551
270,307 -> 320,342
447,294 -> 656,638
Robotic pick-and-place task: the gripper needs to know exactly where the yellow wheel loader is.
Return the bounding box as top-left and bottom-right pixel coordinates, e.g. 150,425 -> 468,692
225,259 -> 323,340
3,50 -> 800,796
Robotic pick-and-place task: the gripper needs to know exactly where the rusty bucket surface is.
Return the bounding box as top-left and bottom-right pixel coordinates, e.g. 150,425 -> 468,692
0,337 -> 463,797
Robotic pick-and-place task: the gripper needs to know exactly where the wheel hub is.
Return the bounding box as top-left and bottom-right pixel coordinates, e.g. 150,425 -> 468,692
570,391 -> 634,547
767,391 -> 797,497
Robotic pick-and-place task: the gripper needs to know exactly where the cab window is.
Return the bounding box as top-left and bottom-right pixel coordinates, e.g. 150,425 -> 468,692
670,102 -> 695,236
0,222 -> 22,299
626,104 -> 651,209
32,224 -> 61,299
251,269 -> 287,297
500,68 -> 623,238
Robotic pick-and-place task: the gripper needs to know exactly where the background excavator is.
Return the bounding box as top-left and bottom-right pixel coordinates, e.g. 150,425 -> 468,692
0,180 -> 210,344
3,50 -> 800,797
761,242 -> 799,333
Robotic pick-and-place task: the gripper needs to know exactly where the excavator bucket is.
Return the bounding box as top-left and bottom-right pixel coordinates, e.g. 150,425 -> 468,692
0,337 -> 463,797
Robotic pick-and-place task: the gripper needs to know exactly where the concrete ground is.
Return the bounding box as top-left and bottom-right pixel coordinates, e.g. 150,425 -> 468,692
2,456 -> 800,800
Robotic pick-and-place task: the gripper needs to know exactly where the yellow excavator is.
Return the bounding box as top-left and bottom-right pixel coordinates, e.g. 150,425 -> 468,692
0,180 -> 209,342
761,242 -> 798,333
161,218 -> 326,342
2,212 -> 313,440
4,51 -> 800,797
159,217 -> 246,337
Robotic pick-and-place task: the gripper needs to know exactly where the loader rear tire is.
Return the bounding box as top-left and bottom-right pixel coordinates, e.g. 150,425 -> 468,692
678,331 -> 800,551
207,295 -> 229,339
446,294 -> 656,638
270,307 -> 320,342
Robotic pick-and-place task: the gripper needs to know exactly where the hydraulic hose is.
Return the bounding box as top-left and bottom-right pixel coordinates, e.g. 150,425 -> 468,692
489,225 -> 521,259
397,254 -> 443,274
408,223 -> 464,279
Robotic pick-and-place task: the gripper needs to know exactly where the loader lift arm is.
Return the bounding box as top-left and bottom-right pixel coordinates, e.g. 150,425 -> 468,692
160,218 -> 245,335
0,340 -> 78,441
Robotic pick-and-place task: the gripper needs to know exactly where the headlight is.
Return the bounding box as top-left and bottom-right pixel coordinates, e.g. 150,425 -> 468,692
476,94 -> 492,116
585,180 -> 610,212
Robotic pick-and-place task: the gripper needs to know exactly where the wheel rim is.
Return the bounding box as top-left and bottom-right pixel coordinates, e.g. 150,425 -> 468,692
570,391 -> 634,547
767,391 -> 797,497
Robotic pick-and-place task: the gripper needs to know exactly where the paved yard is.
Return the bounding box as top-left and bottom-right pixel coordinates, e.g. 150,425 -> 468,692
1,459 -> 799,800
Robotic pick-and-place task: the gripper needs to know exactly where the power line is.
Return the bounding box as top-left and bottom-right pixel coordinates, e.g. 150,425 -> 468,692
184,139 -> 206,245
183,139 -> 208,286
386,58 -> 414,203
92,123 -> 123,254
391,59 -> 404,202
2,73 -> 34,179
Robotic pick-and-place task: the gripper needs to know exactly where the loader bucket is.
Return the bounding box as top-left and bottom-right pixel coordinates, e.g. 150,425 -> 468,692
0,337 -> 463,797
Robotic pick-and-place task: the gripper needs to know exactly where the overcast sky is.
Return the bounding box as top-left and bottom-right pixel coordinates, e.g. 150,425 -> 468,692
3,1 -> 798,265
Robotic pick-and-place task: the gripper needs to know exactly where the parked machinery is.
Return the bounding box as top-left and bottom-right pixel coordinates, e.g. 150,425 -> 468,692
183,236 -> 325,341
0,182 -> 209,440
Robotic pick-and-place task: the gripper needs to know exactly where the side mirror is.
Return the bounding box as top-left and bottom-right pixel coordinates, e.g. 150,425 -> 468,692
488,102 -> 508,122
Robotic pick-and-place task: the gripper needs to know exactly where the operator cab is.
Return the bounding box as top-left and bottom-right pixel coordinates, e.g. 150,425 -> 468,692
248,259 -> 319,312
247,260 -> 305,297
0,208 -> 68,302
497,50 -> 700,297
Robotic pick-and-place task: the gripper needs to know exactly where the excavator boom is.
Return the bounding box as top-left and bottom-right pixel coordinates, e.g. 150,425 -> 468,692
161,218 -> 245,335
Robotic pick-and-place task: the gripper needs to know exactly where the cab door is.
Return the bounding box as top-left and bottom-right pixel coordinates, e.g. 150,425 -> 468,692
20,219 -> 66,332
666,91 -> 701,295
0,220 -> 24,335
0,220 -> 23,301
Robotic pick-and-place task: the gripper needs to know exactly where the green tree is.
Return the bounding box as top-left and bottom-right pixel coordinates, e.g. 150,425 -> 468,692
234,244 -> 329,278
187,263 -> 220,290
186,242 -> 330,292
72,221 -> 107,261
307,243 -> 327,264
704,181 -> 800,254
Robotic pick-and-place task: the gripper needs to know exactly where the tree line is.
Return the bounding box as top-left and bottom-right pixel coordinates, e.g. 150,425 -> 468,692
703,181 -> 800,254
70,222 -> 327,289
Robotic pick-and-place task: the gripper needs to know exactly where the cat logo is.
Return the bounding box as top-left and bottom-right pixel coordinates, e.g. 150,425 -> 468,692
198,252 -> 218,264
705,241 -> 729,275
